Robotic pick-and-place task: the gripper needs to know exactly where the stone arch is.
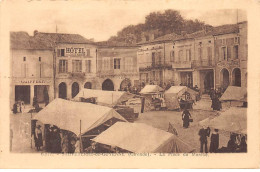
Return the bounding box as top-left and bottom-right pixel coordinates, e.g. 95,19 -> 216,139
71,82 -> 80,98
220,68 -> 230,90
58,82 -> 67,99
102,79 -> 114,91
84,82 -> 92,89
120,78 -> 132,91
232,68 -> 241,87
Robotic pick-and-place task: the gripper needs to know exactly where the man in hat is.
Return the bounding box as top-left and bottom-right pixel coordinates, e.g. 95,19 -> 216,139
199,126 -> 211,153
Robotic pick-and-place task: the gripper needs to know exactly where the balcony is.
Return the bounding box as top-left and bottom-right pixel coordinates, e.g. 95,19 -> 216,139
172,61 -> 192,69
139,63 -> 172,71
192,60 -> 215,68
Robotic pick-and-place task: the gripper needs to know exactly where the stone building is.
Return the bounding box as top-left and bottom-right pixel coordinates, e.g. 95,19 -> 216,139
137,33 -> 179,87
10,31 -> 54,107
96,42 -> 139,91
213,22 -> 247,90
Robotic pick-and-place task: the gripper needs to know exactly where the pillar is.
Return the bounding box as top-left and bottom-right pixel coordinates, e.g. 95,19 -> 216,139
30,85 -> 34,105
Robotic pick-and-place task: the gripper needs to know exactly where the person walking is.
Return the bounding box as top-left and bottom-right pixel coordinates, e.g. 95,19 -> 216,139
209,129 -> 219,153
182,109 -> 191,128
35,125 -> 43,151
199,126 -> 211,153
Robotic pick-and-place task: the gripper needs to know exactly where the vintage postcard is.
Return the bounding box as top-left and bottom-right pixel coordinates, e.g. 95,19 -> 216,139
0,0 -> 259,169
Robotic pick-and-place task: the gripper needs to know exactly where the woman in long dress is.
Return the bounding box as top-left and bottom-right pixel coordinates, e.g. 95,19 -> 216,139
35,125 -> 43,151
182,109 -> 191,128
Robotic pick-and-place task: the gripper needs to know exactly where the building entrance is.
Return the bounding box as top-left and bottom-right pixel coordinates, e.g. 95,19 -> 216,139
15,85 -> 30,104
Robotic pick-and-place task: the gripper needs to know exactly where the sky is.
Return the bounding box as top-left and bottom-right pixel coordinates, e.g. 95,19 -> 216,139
3,0 -> 247,42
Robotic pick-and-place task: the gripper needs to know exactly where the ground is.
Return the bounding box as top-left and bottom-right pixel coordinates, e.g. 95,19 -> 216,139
10,96 -> 232,153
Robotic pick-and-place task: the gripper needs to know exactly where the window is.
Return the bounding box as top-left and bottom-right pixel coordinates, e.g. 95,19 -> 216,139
221,47 -> 227,60
152,52 -> 156,66
57,49 -> 65,57
114,58 -> 121,69
39,57 -> 41,62
186,49 -> 191,61
102,58 -> 110,71
233,45 -> 238,59
227,47 -> 231,61
23,57 -> 26,61
86,49 -> 90,56
207,47 -> 212,60
85,60 -> 91,73
72,60 -> 82,73
234,37 -> 240,44
170,51 -> 175,62
125,57 -> 133,72
198,48 -> 202,61
157,52 -> 162,65
178,50 -> 183,62
59,60 -> 68,73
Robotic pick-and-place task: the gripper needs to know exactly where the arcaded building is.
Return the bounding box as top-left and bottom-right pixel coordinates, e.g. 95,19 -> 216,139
96,43 -> 139,91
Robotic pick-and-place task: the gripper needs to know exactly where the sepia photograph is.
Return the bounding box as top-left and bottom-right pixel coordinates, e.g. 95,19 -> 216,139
0,0 -> 259,169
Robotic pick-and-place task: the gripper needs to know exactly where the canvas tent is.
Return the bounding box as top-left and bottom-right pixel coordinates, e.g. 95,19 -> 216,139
73,89 -> 135,107
164,86 -> 198,110
199,107 -> 247,134
92,122 -> 195,153
33,98 -> 127,136
220,86 -> 247,102
140,85 -> 164,94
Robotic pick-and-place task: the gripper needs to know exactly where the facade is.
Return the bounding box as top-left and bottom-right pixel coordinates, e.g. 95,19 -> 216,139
214,22 -> 247,90
137,33 -> 178,87
55,43 -> 97,100
10,32 -> 54,107
97,44 -> 139,91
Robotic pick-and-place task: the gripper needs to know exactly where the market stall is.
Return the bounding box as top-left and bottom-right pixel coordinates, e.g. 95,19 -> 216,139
139,85 -> 164,111
220,86 -> 247,108
33,98 -> 127,151
91,122 -> 195,153
164,86 -> 198,110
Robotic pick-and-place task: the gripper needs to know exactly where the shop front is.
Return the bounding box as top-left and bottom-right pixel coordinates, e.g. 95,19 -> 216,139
11,78 -> 53,107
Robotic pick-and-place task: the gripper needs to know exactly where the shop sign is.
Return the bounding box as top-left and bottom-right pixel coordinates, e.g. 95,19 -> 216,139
15,79 -> 52,84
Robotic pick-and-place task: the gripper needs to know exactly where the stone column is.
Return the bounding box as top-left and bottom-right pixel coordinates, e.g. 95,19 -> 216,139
30,85 -> 34,105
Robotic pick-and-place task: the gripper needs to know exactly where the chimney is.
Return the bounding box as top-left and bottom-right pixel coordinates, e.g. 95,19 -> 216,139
149,33 -> 154,41
34,30 -> 39,36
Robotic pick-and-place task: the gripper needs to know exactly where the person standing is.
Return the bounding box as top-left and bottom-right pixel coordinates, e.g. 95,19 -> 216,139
182,109 -> 191,128
199,126 -> 211,153
209,129 -> 219,153
227,134 -> 238,152
35,125 -> 43,151
239,136 -> 247,152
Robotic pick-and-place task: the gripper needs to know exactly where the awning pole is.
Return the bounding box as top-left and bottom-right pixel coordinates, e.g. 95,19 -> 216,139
31,112 -> 32,149
80,120 -> 82,153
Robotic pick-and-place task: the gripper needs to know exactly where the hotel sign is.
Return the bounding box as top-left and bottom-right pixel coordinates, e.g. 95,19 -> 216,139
66,47 -> 86,55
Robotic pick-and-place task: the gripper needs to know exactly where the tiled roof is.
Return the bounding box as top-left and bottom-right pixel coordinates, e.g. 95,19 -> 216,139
96,41 -> 138,47
10,31 -> 94,50
137,23 -> 240,44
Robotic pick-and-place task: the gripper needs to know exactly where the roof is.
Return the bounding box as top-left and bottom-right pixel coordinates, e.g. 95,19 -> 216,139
33,98 -> 127,135
140,85 -> 164,94
73,89 -> 135,106
199,107 -> 247,134
220,86 -> 247,101
96,41 -> 139,48
137,23 -> 240,45
10,31 -> 94,50
92,122 -> 195,153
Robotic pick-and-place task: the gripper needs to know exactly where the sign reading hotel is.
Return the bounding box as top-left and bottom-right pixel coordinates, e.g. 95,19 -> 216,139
66,47 -> 86,55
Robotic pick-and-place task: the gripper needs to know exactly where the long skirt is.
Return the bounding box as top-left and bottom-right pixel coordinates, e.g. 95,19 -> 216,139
35,133 -> 43,147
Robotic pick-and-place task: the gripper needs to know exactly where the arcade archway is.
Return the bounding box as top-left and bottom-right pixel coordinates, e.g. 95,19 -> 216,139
102,79 -> 114,91
220,68 -> 229,90
120,78 -> 131,91
232,68 -> 241,87
71,82 -> 80,98
84,82 -> 92,89
58,82 -> 67,99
